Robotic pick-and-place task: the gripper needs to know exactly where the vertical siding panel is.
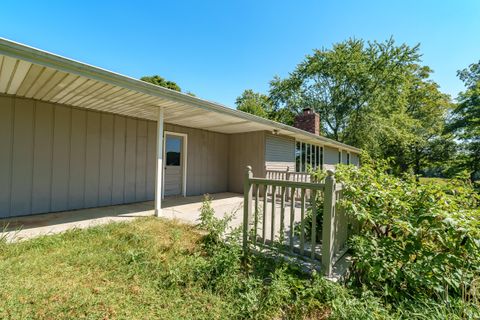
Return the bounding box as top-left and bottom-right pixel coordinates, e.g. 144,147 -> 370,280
135,120 -> 147,201
112,115 -> 126,204
124,118 -> 137,203
146,121 -> 156,200
210,132 -> 216,192
10,98 -> 35,215
215,133 -> 223,192
31,102 -> 54,214
322,146 -> 339,171
0,96 -> 13,217
99,114 -> 114,206
200,130 -> 207,194
68,108 -> 87,209
228,131 -> 265,193
219,133 -> 228,191
206,131 -> 214,192
265,135 -> 295,171
351,153 -> 360,166
222,133 -> 228,191
184,126 -> 191,195
342,150 -> 348,164
195,129 -> 201,195
51,105 -> 71,212
84,111 -> 101,208
210,132 -> 217,192
194,129 -> 203,195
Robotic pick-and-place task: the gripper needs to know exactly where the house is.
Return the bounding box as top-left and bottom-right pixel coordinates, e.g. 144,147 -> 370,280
0,38 -> 360,219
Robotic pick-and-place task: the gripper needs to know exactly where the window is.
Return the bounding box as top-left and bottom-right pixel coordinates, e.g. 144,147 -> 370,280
320,146 -> 323,169
306,144 -> 311,170
166,136 -> 182,166
301,143 -> 306,171
347,153 -> 350,165
338,151 -> 342,164
295,142 -> 323,172
295,141 -> 301,171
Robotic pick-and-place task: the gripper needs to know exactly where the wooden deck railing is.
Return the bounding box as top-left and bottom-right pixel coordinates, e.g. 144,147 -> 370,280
243,166 -> 349,276
265,168 -> 312,184
265,168 -> 313,199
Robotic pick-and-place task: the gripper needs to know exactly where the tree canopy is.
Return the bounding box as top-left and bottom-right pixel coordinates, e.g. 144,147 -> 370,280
235,89 -> 295,124
140,75 -> 182,92
237,38 -> 454,176
449,61 -> 480,181
236,89 -> 272,118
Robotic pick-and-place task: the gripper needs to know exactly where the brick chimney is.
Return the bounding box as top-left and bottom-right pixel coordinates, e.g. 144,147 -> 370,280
294,108 -> 320,135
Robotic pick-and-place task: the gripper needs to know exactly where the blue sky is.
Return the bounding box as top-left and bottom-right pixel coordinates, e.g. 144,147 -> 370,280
1,1 -> 479,107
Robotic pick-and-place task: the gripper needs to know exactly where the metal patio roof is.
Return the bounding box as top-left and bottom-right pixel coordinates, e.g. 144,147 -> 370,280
0,38 -> 361,153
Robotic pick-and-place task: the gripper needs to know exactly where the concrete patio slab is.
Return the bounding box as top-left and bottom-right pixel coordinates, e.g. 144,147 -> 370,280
0,193 -> 243,242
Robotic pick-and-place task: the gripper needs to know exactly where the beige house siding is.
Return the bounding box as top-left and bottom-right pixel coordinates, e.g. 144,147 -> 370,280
0,95 -> 230,218
0,94 -> 359,219
265,134 -> 295,171
342,150 -> 349,164
351,153 -> 360,166
0,95 -> 158,218
323,146 -> 340,171
228,131 -> 266,193
164,123 -> 229,196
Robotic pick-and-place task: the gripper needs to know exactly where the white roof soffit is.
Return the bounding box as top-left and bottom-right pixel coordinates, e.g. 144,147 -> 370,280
0,37 -> 361,153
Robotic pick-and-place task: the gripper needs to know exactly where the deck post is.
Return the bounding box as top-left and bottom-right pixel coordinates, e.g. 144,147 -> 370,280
243,166 -> 253,256
322,170 -> 336,276
154,107 -> 164,217
285,167 -> 290,201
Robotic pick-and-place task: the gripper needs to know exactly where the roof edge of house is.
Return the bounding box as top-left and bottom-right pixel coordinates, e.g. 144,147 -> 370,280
0,37 -> 361,154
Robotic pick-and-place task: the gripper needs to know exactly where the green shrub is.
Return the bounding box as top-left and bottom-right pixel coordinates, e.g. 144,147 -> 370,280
195,195 -> 396,319
335,154 -> 480,311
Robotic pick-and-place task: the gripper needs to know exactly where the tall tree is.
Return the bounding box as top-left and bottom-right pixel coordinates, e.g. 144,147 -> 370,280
269,38 -> 420,145
269,38 -> 451,174
449,61 -> 480,181
236,89 -> 295,124
141,75 -> 181,92
384,65 -> 453,175
236,89 -> 271,118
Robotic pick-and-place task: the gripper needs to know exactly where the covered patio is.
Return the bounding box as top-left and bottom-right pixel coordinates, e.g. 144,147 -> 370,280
0,38 -> 358,221
0,193 -> 243,242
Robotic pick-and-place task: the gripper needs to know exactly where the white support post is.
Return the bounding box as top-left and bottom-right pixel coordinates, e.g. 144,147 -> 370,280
155,107 -> 164,217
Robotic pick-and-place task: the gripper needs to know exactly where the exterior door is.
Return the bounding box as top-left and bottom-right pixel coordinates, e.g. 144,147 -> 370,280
163,134 -> 185,196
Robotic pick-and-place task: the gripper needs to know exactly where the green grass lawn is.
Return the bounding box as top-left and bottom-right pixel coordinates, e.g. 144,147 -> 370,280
0,218 -> 391,320
0,219 -> 223,319
1,216 -> 475,319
